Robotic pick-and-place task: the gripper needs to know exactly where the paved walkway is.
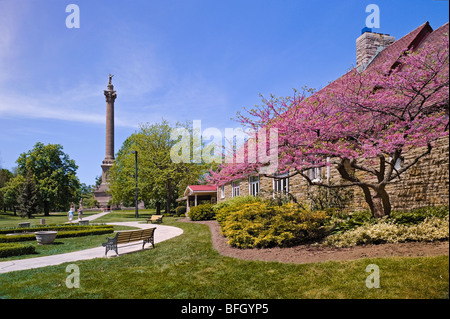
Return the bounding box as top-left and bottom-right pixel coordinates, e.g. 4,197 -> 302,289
0,211 -> 183,274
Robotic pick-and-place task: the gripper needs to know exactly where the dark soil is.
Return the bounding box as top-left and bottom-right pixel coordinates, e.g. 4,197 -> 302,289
181,219 -> 449,264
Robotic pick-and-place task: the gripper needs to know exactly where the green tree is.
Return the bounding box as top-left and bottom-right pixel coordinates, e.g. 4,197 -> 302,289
16,142 -> 80,216
108,120 -> 209,213
0,168 -> 13,213
78,183 -> 99,208
17,172 -> 39,218
0,174 -> 24,215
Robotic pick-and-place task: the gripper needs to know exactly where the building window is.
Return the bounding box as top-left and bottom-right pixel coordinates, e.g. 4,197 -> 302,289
308,166 -> 322,182
393,157 -> 403,171
249,175 -> 260,196
232,181 -> 240,197
220,185 -> 225,199
394,158 -> 403,171
273,173 -> 289,194
388,156 -> 404,172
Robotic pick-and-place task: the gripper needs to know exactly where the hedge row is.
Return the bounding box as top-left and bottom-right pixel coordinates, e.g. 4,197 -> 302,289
0,224 -> 113,235
0,227 -> 114,243
0,243 -> 36,258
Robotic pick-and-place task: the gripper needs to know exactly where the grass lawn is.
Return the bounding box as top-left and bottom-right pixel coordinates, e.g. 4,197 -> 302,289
0,212 -> 448,299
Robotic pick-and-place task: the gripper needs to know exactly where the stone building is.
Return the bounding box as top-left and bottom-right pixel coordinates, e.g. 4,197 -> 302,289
217,22 -> 449,212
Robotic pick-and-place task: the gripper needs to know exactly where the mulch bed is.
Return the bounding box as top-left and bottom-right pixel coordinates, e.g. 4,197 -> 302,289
180,218 -> 449,264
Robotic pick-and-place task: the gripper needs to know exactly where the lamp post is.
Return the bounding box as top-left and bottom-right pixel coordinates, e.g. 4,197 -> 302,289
131,150 -> 138,218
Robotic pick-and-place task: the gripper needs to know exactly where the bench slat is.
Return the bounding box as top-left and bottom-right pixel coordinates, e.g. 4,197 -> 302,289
129,233 -> 144,241
116,231 -> 133,244
141,228 -> 155,237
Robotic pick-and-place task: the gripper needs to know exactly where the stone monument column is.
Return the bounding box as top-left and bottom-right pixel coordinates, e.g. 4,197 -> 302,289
94,74 -> 117,209
101,74 -> 117,184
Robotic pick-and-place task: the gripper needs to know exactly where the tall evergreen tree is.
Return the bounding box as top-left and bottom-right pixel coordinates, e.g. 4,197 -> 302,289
17,172 -> 39,218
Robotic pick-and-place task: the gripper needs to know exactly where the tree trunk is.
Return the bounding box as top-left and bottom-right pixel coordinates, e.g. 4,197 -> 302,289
360,185 -> 391,218
165,180 -> 173,214
43,201 -> 50,216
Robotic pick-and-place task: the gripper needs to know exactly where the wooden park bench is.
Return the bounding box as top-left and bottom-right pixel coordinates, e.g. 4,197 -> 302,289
102,228 -> 156,256
146,215 -> 163,224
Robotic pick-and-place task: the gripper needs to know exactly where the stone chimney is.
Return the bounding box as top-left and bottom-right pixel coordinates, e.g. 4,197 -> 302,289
356,28 -> 395,70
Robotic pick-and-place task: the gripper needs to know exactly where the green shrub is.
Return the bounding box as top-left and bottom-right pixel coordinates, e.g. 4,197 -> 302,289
391,206 -> 449,225
175,206 -> 187,216
214,195 -> 262,225
0,226 -> 114,243
322,215 -> 449,247
188,204 -> 215,221
0,243 -> 35,258
0,224 -> 114,235
219,202 -> 329,248
330,210 -> 374,234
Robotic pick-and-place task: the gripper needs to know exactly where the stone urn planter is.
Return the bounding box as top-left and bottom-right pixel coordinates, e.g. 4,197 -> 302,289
35,231 -> 58,245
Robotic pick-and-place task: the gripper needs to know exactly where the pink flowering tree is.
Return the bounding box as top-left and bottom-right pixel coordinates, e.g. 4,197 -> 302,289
207,31 -> 449,218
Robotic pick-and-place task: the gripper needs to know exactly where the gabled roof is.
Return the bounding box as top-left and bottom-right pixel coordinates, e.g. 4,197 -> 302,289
322,21 -> 448,94
184,185 -> 217,196
418,22 -> 449,50
188,185 -> 217,191
366,22 -> 434,71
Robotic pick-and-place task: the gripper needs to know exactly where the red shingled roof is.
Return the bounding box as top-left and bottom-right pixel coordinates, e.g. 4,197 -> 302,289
187,185 -> 217,192
418,22 -> 449,50
319,21 -> 448,95
366,22 -> 433,71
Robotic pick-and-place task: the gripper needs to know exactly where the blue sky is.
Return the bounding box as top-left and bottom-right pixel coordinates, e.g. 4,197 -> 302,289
0,0 -> 448,186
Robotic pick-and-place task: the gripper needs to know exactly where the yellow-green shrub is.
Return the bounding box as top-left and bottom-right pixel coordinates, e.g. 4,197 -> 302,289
219,202 -> 329,248
188,204 -> 215,221
322,215 -> 449,247
214,195 -> 261,225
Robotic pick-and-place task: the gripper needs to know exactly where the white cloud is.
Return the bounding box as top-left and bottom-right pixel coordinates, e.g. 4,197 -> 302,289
0,1 -> 229,130
0,87 -> 139,128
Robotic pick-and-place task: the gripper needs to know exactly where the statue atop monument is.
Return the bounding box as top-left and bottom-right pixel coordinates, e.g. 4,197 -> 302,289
108,73 -> 114,85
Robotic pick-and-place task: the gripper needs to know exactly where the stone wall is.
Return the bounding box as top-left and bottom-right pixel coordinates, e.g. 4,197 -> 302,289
349,136 -> 449,211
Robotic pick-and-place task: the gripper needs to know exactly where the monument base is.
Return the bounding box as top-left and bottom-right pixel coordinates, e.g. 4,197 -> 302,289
94,182 -> 113,210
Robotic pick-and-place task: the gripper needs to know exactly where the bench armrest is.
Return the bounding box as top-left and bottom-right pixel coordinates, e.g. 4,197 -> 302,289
102,234 -> 118,246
